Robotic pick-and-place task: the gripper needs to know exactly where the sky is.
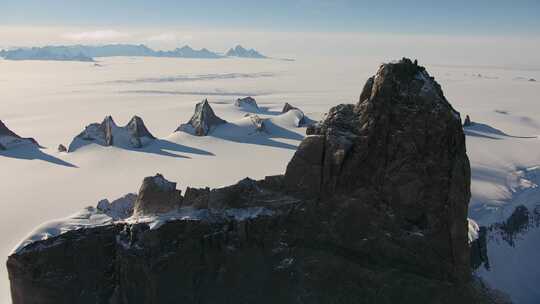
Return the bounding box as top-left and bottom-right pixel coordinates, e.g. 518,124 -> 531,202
0,1 -> 539,66
0,0 -> 539,35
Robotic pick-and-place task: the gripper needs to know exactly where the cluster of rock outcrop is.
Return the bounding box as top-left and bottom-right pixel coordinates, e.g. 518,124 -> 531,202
0,120 -> 39,150
2,96 -> 308,154
8,59 -> 494,304
67,115 -> 156,152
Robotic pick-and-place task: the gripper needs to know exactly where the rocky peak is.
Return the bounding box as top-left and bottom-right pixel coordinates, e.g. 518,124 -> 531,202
234,96 -> 259,110
282,102 -> 298,113
285,58 -> 471,280
177,99 -> 227,136
133,174 -> 182,216
68,115 -> 156,151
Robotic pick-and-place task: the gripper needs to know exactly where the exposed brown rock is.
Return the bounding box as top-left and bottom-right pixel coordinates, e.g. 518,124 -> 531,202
133,174 -> 182,215
285,58 -> 471,280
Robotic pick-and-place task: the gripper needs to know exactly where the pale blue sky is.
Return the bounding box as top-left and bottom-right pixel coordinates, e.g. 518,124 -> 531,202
1,0 -> 539,35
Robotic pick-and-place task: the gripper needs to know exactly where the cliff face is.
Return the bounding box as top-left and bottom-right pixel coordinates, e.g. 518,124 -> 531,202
7,59 -> 482,304
285,58 -> 471,280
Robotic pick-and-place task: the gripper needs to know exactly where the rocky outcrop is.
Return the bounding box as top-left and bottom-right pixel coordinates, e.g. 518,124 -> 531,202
133,174 -> 182,215
284,58 -> 471,280
282,103 -> 307,126
68,115 -> 156,152
8,59 -> 489,304
464,115 -> 472,127
57,144 -> 67,152
177,99 -> 226,136
0,120 -> 39,150
282,102 -> 298,113
234,96 -> 259,110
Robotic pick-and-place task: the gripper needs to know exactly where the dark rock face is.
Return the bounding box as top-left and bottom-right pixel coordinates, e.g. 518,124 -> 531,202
125,116 -> 156,148
68,115 -> 156,151
471,226 -> 489,270
133,174 -> 182,215
8,59 -> 486,304
57,144 -> 67,152
8,225 -> 122,304
177,99 -> 226,136
285,58 -> 471,280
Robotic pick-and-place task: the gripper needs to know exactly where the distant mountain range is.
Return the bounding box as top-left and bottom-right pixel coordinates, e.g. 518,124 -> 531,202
225,45 -> 266,58
0,44 -> 270,62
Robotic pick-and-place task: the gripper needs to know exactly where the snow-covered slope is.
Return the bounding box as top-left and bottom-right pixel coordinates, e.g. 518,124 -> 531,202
473,166 -> 540,304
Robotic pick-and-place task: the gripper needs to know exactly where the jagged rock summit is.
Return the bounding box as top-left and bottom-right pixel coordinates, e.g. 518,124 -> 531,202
0,120 -> 39,150
8,59 -> 492,304
68,115 -> 155,152
176,99 -> 227,136
286,57 -> 471,279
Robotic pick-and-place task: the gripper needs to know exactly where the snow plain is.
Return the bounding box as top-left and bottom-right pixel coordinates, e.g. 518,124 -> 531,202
0,55 -> 539,303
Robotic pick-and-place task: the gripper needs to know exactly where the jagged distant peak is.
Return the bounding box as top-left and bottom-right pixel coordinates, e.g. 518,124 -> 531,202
226,45 -> 266,58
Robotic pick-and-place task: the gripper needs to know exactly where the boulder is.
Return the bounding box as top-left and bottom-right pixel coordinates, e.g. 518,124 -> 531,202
57,144 -> 67,152
176,99 -> 226,136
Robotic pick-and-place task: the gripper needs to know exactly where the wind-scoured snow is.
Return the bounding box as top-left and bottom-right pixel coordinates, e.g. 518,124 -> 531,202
12,207 -> 114,254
